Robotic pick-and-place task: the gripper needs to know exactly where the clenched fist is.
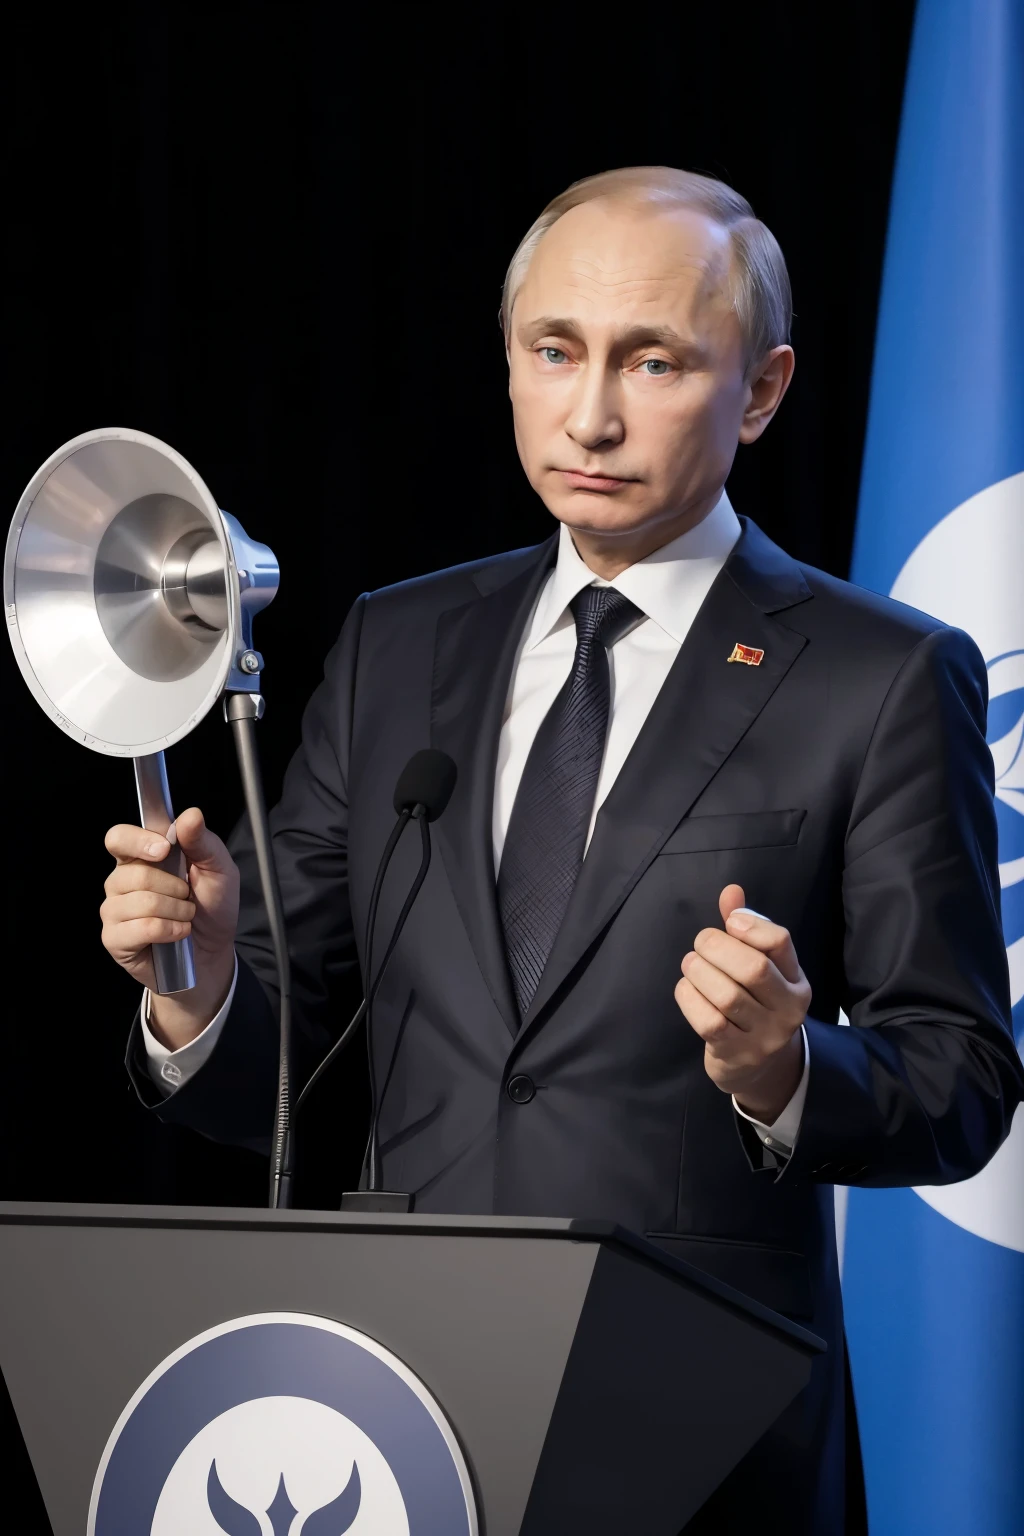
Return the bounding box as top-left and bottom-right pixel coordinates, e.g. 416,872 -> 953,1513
675,883 -> 811,1123
100,807 -> 240,1051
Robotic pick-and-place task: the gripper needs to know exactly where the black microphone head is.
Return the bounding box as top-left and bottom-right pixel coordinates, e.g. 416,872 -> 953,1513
393,749 -> 457,822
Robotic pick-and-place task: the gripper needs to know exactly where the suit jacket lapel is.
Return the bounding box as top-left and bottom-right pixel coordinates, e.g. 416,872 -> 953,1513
519,519 -> 813,1033
431,537 -> 558,1037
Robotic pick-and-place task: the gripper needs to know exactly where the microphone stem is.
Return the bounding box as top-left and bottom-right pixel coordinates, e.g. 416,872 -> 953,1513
369,811 -> 432,1181
363,810 -> 412,1190
292,807 -> 432,1163
225,692 -> 294,1210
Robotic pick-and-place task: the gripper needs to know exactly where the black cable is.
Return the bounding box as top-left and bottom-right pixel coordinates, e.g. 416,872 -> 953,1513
294,817 -> 429,1115
367,809 -> 431,1190
225,695 -> 294,1211
294,998 -> 367,1114
361,810 -> 411,1190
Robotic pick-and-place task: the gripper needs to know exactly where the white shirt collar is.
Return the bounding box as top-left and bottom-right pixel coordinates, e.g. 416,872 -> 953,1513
527,490 -> 742,651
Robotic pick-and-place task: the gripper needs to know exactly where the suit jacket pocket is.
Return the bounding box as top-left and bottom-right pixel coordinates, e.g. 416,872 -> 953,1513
645,1232 -> 814,1319
658,808 -> 806,856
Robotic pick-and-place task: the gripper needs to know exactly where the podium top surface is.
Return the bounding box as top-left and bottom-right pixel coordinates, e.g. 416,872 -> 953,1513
0,1200 -> 824,1353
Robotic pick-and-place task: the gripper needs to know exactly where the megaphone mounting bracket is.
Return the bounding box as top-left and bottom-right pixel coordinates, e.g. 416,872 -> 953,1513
222,510 -> 278,695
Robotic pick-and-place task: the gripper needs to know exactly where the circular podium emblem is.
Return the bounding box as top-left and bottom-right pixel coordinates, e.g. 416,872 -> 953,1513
88,1312 -> 478,1535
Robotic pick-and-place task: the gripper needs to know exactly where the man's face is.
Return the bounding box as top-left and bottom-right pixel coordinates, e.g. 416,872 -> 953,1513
508,198 -> 763,541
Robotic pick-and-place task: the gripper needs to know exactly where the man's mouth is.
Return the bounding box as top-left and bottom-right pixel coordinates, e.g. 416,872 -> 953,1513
557,470 -> 635,493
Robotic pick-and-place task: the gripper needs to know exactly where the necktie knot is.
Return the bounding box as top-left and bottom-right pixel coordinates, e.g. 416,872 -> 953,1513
569,585 -> 642,652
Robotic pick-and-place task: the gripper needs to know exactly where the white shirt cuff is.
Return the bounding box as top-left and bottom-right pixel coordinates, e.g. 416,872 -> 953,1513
732,1023 -> 809,1152
141,953 -> 239,1097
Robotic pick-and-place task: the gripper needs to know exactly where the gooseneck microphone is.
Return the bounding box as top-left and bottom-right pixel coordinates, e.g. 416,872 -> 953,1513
293,749 -> 457,1211
392,749 -> 459,828
364,750 -> 457,1199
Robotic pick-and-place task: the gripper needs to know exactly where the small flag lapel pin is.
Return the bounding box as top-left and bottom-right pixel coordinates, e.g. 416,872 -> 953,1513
727,642 -> 765,666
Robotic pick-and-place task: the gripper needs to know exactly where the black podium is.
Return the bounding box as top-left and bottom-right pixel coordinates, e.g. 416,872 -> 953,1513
0,1203 -> 823,1534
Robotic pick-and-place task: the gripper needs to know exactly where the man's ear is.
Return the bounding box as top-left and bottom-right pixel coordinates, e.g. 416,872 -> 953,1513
738,345 -> 795,444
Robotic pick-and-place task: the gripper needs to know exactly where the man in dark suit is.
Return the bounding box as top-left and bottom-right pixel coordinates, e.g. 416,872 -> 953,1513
101,167 -> 1024,1532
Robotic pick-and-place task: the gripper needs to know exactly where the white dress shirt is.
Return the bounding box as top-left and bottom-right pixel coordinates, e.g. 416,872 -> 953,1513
143,491 -> 809,1150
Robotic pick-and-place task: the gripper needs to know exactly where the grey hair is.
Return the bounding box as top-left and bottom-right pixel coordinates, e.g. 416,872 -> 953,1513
500,166 -> 792,371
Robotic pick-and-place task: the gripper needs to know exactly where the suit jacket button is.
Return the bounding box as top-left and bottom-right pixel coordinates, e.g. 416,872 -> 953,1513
507,1074 -> 536,1104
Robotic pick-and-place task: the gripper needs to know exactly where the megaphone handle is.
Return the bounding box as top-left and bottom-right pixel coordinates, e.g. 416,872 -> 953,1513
133,753 -> 197,994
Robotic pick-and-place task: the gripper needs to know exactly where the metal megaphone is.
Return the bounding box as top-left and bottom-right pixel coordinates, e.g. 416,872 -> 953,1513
4,427 -> 279,994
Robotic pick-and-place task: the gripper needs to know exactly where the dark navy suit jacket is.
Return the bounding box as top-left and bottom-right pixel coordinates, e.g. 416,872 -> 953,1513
129,518 -> 1024,1532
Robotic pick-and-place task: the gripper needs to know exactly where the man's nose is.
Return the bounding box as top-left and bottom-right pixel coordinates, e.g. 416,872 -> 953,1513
564,365 -> 625,451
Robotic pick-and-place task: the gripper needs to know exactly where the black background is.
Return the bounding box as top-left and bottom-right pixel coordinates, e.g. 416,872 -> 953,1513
6,2 -> 915,1216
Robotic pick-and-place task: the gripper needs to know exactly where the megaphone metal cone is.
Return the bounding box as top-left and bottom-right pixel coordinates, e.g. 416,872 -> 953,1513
4,427 -> 277,755
6,428 -> 280,998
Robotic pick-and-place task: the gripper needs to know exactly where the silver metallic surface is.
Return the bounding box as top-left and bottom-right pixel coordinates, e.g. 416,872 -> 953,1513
94,498 -> 224,683
160,528 -> 228,634
4,428 -> 280,754
224,692 -> 266,722
133,754 -> 196,994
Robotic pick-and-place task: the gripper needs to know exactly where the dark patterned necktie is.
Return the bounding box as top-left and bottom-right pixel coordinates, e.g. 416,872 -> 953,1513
498,584 -> 642,1022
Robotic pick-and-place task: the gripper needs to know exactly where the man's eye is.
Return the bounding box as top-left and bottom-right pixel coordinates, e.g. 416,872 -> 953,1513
540,347 -> 568,364
640,358 -> 673,376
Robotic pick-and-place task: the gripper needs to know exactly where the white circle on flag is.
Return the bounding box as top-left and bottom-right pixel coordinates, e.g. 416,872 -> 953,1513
888,471 -> 1024,1251
890,471 -> 1022,661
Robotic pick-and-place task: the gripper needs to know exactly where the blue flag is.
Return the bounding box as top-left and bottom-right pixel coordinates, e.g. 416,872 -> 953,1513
842,2 -> 1024,1532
